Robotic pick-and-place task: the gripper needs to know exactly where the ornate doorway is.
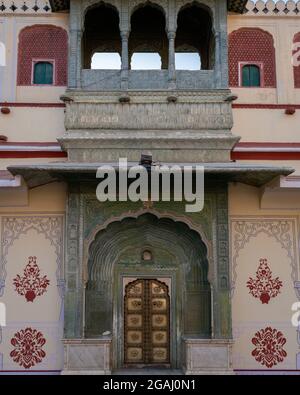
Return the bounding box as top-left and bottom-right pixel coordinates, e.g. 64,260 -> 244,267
124,279 -> 170,367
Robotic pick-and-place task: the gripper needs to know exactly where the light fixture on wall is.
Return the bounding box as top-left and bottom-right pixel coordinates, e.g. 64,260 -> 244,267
285,107 -> 296,115
0,107 -> 10,114
0,135 -> 7,142
139,153 -> 152,171
141,249 -> 153,261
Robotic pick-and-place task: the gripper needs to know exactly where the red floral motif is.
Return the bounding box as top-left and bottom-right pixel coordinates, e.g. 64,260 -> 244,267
13,256 -> 50,302
10,327 -> 46,369
251,327 -> 287,368
247,258 -> 283,304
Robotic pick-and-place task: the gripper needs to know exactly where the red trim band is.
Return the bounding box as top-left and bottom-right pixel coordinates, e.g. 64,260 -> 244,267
231,151 -> 300,160
1,152 -> 298,160
232,104 -> 300,109
0,370 -> 61,372
236,142 -> 300,147
0,102 -> 65,108
1,142 -> 300,160
1,103 -> 299,109
0,151 -> 67,158
234,369 -> 300,371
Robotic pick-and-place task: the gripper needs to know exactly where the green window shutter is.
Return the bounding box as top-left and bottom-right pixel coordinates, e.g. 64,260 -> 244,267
33,62 -> 53,84
242,64 -> 260,87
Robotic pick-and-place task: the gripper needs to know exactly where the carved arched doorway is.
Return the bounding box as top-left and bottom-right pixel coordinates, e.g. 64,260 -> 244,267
85,213 -> 211,369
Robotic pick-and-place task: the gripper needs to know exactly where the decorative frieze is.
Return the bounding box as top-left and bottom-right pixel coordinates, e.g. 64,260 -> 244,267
0,0 -> 51,13
244,0 -> 300,16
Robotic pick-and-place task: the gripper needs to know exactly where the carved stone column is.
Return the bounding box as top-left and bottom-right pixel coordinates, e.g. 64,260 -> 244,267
64,183 -> 83,338
213,185 -> 232,339
214,0 -> 228,88
68,0 -> 82,89
68,29 -> 81,89
168,31 -> 176,89
121,30 -> 129,90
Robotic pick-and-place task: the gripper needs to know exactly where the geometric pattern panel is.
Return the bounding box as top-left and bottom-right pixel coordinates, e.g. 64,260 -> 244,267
229,28 -> 276,87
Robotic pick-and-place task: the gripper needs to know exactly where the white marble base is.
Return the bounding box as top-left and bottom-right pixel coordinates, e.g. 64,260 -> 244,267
62,338 -> 112,375
182,338 -> 235,375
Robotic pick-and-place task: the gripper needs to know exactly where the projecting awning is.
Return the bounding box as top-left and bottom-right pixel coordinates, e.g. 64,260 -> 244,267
49,0 -> 248,13
7,162 -> 294,189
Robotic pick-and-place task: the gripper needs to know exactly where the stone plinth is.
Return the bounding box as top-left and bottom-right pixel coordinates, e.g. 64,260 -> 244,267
182,338 -> 234,375
62,338 -> 112,375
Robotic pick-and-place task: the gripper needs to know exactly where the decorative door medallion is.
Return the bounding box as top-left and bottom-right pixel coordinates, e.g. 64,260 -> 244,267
124,279 -> 170,366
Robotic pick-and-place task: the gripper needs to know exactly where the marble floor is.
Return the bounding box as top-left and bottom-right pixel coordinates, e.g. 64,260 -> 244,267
112,368 -> 183,375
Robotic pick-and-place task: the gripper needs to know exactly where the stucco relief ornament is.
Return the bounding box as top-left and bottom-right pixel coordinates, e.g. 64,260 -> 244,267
13,256 -> 50,302
251,327 -> 287,368
10,328 -> 46,369
246,258 -> 283,304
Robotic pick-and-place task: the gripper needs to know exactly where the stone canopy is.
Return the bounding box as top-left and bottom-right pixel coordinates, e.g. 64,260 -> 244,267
8,162 -> 294,189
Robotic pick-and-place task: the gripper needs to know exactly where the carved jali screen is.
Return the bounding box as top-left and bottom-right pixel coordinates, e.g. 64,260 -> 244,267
124,279 -> 170,366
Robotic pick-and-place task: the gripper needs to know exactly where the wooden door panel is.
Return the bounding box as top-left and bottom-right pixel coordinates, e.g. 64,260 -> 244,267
124,279 -> 170,365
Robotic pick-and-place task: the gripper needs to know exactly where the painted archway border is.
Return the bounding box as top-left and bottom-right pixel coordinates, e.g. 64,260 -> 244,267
230,216 -> 299,296
230,215 -> 300,370
0,213 -> 64,305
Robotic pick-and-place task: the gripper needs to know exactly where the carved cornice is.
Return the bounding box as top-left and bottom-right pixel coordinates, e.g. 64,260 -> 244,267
64,89 -> 233,104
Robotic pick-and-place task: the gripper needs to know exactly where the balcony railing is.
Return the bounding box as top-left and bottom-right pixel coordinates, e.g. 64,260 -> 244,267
80,69 -> 217,91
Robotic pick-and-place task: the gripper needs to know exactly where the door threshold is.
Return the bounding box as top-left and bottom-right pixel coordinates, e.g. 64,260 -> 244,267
112,368 -> 183,375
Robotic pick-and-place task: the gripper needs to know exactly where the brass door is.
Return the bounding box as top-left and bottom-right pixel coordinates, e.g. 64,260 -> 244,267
124,279 -> 170,366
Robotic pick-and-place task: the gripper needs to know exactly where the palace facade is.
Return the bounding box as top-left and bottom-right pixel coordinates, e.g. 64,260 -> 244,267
0,0 -> 300,374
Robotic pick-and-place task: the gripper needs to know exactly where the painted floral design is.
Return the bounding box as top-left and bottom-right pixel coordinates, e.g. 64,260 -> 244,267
13,256 -> 50,302
251,327 -> 287,368
10,327 -> 46,369
247,258 -> 283,304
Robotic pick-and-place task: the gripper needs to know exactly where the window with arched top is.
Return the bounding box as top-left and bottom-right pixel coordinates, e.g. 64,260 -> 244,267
131,52 -> 162,70
175,4 -> 214,70
33,61 -> 54,84
228,28 -> 276,88
241,64 -> 261,87
175,52 -> 201,70
91,52 -> 121,69
17,25 -> 67,86
83,4 -> 121,69
129,4 -> 168,70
